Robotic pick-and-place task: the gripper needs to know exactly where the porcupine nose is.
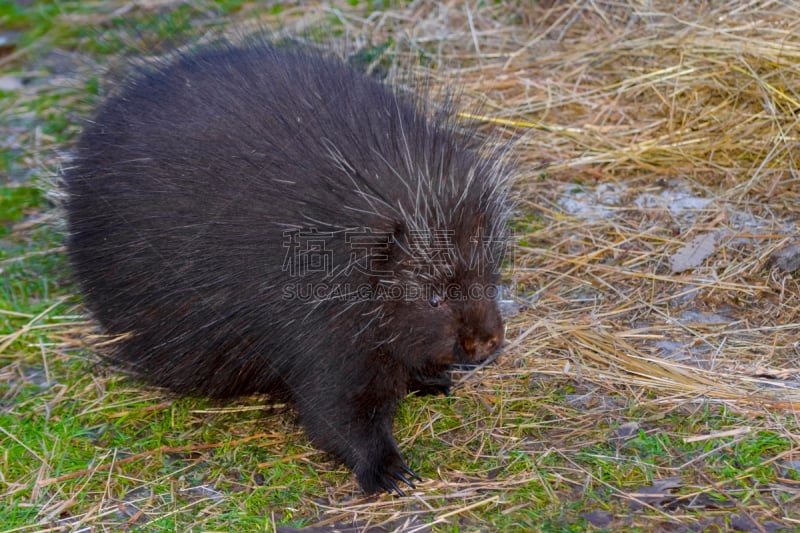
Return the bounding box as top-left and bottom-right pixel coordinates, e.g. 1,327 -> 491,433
461,329 -> 504,364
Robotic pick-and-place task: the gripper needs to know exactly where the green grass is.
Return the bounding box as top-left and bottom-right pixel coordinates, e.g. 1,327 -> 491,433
0,187 -> 43,234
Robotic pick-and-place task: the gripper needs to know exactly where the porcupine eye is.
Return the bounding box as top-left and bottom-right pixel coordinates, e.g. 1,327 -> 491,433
429,294 -> 445,308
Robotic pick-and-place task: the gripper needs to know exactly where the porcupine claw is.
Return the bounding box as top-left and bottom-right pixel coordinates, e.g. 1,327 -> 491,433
377,461 -> 420,496
399,462 -> 422,482
380,465 -> 419,496
393,472 -> 416,490
382,477 -> 406,497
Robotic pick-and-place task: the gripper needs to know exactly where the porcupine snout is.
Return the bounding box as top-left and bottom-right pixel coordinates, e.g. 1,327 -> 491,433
458,302 -> 505,364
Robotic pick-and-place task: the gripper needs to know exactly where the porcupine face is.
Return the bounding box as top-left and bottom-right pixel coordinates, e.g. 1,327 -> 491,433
376,189 -> 509,373
396,254 -> 503,368
388,276 -> 504,370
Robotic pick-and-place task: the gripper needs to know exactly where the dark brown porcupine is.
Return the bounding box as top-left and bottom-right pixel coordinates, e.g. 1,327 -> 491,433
64,42 -> 513,495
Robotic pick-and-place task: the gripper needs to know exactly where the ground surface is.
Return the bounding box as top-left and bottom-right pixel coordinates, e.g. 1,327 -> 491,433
1,1 -> 800,532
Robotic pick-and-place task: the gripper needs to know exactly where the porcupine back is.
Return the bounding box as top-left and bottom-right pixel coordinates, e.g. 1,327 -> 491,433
64,42 -> 513,494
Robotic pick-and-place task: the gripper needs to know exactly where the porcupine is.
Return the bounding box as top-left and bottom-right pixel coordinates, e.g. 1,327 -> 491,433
63,41 -> 513,495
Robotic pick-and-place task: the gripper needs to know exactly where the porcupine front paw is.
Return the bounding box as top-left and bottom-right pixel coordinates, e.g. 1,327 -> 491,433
409,371 -> 452,397
355,442 -> 421,496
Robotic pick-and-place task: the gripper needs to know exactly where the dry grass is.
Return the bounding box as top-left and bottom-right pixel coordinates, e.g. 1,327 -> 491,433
441,1 -> 800,408
3,1 -> 800,531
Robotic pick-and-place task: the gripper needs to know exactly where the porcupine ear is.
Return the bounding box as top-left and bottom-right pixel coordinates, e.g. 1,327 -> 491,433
371,218 -> 418,284
385,219 -> 409,266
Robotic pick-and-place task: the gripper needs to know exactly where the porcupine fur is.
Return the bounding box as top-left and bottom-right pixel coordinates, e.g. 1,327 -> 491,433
63,41 -> 513,495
